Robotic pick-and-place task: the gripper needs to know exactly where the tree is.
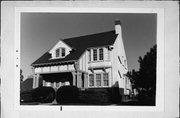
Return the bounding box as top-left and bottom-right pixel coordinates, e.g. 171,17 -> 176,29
20,69 -> 24,83
127,45 -> 156,104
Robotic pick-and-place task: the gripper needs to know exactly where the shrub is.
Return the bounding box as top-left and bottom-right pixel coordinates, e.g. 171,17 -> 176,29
32,87 -> 55,103
56,86 -> 79,104
20,90 -> 34,103
110,87 -> 122,104
78,88 -> 111,104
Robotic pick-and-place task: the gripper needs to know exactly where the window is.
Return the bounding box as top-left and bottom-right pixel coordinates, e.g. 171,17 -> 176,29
56,49 -> 60,57
93,49 -> 97,61
96,74 -> 101,87
103,73 -> 109,86
89,73 -> 109,87
90,48 -> 104,61
89,50 -> 91,62
99,48 -> 104,60
55,48 -> 66,58
118,56 -> 122,64
89,74 -> 94,86
61,48 -> 65,57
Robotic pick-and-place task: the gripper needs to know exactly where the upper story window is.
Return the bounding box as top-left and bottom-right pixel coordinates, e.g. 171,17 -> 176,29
99,48 -> 104,60
93,49 -> 97,61
61,48 -> 65,57
89,50 -> 91,62
55,47 -> 66,58
90,48 -> 104,62
56,48 -> 60,57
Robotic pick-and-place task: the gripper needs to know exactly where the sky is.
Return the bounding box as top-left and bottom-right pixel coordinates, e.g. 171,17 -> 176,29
21,13 -> 157,79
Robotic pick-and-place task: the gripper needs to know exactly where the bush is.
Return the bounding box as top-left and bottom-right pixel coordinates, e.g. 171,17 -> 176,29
110,87 -> 122,104
78,88 -> 111,104
32,87 -> 55,103
20,90 -> 34,103
56,86 -> 79,104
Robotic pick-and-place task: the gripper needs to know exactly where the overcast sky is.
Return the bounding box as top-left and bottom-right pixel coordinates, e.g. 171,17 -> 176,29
21,13 -> 156,79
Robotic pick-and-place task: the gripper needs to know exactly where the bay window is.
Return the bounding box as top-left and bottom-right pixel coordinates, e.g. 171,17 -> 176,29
89,72 -> 109,87
103,73 -> 109,86
89,74 -> 94,86
96,74 -> 101,87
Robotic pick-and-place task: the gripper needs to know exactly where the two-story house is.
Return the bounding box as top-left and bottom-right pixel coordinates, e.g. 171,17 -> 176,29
31,20 -> 131,97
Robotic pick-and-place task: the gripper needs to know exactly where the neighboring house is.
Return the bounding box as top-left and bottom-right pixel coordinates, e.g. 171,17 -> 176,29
31,20 -> 131,96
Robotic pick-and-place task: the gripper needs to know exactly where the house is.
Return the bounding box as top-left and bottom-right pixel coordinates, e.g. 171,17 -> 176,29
31,20 -> 132,97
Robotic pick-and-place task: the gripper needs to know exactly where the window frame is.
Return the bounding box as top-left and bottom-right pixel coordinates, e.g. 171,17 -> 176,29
55,48 -> 60,58
89,74 -> 94,87
90,47 -> 104,62
99,48 -> 104,60
93,49 -> 98,61
88,72 -> 109,87
55,47 -> 66,58
103,73 -> 109,86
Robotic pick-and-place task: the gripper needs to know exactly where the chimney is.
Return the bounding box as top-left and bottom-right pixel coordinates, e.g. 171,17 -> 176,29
115,19 -> 122,35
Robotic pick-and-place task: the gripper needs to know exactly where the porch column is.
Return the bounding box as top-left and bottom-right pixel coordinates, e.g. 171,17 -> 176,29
42,80 -> 46,86
84,73 -> 88,88
72,72 -> 76,86
77,72 -> 82,88
33,74 -> 40,88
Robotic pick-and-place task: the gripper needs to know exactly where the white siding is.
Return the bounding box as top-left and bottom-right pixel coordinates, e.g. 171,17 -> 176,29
111,31 -> 129,93
34,64 -> 75,74
34,67 -> 41,73
49,40 -> 72,59
60,65 -> 67,71
68,64 -> 74,71
51,66 -> 58,72
42,66 -> 50,72
79,51 -> 88,72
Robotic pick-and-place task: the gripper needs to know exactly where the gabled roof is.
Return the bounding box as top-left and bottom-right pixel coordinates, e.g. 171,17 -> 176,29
32,30 -> 117,66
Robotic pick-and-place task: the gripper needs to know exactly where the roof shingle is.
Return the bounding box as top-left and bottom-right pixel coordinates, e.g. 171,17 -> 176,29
32,30 -> 117,66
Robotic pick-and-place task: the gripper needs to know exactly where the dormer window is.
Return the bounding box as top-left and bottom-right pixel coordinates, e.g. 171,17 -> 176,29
55,47 -> 66,58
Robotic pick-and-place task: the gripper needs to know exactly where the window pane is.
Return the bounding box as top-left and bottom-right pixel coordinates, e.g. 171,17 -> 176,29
96,74 -> 101,87
99,48 -> 104,60
89,74 -> 94,86
103,73 -> 109,86
93,49 -> 97,61
56,49 -> 60,57
61,48 -> 65,57
89,50 -> 91,62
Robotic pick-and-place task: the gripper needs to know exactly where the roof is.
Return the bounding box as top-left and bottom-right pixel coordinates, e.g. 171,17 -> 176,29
32,30 -> 117,66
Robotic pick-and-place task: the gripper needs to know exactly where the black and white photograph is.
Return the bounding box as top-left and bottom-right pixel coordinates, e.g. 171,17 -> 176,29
20,13 -> 157,106
1,1 -> 179,118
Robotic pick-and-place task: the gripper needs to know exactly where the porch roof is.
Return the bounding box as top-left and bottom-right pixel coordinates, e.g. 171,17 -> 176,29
32,30 -> 117,67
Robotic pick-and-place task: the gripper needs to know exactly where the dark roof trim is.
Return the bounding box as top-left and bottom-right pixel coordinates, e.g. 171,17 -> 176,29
86,44 -> 114,50
31,60 -> 76,67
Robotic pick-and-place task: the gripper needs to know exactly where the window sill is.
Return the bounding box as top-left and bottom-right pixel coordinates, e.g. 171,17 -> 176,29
88,60 -> 110,63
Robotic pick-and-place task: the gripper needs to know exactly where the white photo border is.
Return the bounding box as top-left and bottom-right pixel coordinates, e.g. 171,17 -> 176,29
14,7 -> 164,111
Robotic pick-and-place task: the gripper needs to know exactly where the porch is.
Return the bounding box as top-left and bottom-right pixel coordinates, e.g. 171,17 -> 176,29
33,71 -> 88,89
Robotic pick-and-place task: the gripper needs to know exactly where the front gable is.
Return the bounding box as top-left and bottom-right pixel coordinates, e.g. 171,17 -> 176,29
49,40 -> 72,59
